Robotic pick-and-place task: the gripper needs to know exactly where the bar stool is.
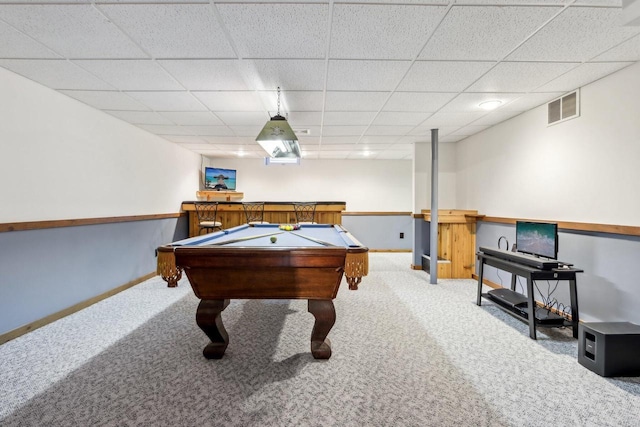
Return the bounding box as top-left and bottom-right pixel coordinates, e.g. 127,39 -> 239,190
293,202 -> 317,224
243,202 -> 268,224
194,202 -> 222,234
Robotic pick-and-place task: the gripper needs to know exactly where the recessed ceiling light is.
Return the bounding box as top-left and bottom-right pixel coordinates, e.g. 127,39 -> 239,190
479,100 -> 502,111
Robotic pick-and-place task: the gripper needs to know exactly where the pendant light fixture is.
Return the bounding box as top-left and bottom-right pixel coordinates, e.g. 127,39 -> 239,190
256,87 -> 301,158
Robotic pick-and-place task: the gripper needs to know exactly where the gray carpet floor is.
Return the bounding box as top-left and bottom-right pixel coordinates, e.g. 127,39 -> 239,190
1,253 -> 639,426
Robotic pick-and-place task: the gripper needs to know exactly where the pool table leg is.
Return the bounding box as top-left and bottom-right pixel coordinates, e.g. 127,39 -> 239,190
196,299 -> 230,359
308,299 -> 336,360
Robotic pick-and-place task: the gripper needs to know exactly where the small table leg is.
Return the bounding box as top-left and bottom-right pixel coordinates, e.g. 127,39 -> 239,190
196,299 -> 230,359
476,259 -> 485,306
308,299 -> 336,359
569,279 -> 580,338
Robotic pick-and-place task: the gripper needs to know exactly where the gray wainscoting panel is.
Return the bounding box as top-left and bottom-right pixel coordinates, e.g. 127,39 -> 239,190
477,222 -> 640,325
342,214 -> 413,251
0,217 -> 188,336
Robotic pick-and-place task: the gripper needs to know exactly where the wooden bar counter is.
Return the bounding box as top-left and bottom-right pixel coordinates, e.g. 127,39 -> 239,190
182,201 -> 347,237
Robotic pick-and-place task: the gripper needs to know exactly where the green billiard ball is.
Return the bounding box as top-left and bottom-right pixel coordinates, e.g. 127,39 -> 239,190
270,236 -> 277,243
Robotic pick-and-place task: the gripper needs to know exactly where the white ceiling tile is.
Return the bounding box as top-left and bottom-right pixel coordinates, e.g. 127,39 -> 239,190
160,112 -> 223,126
292,126 -> 321,137
59,90 -> 149,111
365,126 -> 416,136
261,91 -> 324,112
203,137 -> 257,145
535,62 -> 634,92
104,110 -> 173,125
322,126 -> 367,136
0,21 -> 60,58
287,112 -> 323,127
373,112 -> 430,126
227,126 -> 263,137
466,62 -> 578,92
383,92 -> 456,112
323,112 -> 377,126
137,124 -> 195,135
192,91 -> 264,112
409,126 -> 460,137
216,111 -> 269,126
420,6 -> 561,61
0,5 -> 147,58
330,4 -> 447,60
359,135 -> 403,145
327,60 -> 411,91
320,136 -> 360,145
0,59 -> 114,90
472,110 -> 523,126
319,151 -> 350,159
184,126 -> 235,136
74,60 -> 183,90
251,59 -> 327,91
99,4 -> 235,59
500,92 -> 564,112
439,93 -> 523,113
593,34 -> 640,61
124,91 -> 207,111
507,7 -> 640,62
438,135 -> 465,143
398,61 -> 495,92
324,91 -> 390,111
451,125 -> 491,136
159,60 -> 251,91
2,1 -> 634,159
163,135 -> 209,144
419,111 -> 486,128
217,3 -> 328,59
298,136 -> 321,145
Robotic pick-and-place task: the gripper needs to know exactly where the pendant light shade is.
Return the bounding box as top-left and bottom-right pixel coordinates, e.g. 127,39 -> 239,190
256,87 -> 301,158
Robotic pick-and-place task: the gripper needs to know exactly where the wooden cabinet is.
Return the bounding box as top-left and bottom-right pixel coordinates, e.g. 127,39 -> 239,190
421,209 -> 483,279
183,202 -> 347,237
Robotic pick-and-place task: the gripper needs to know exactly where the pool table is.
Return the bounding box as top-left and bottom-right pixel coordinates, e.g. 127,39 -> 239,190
156,223 -> 368,359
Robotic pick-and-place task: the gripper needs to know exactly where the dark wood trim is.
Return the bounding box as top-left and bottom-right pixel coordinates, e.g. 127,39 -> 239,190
481,216 -> 640,237
0,272 -> 157,345
0,213 -> 184,233
342,212 -> 412,216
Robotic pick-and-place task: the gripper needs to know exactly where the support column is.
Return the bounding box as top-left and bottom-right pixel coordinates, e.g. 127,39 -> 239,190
430,129 -> 439,284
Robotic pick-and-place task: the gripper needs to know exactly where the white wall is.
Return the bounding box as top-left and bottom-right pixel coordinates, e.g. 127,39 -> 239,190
0,67 -> 201,223
205,157 -> 414,212
456,62 -> 640,226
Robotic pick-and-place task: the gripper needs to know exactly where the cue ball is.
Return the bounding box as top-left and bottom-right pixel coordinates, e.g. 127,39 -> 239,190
270,236 -> 277,243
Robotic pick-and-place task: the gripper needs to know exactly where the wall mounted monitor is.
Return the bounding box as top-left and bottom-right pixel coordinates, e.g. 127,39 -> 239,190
204,167 -> 236,191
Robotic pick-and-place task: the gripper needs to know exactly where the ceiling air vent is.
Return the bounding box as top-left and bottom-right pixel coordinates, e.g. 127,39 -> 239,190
548,90 -> 579,125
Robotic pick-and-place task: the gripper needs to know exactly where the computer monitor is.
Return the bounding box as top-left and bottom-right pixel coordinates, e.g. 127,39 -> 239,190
204,167 -> 236,191
515,221 -> 558,259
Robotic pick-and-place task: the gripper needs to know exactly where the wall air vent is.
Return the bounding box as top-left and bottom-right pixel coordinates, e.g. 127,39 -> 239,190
548,90 -> 579,125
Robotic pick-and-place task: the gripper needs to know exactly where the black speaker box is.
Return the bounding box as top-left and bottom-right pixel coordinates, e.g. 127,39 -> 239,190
578,322 -> 640,377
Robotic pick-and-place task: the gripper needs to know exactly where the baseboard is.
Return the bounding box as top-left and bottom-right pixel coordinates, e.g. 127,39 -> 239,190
0,272 -> 157,345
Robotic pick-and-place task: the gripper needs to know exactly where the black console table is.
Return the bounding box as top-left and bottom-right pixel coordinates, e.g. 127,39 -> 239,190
476,249 -> 583,339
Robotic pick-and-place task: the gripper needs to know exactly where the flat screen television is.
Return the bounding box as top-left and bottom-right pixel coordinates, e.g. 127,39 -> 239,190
515,221 -> 558,259
204,167 -> 236,191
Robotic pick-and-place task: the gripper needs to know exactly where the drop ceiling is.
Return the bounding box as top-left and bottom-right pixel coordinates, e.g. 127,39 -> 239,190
1,0 -> 639,160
